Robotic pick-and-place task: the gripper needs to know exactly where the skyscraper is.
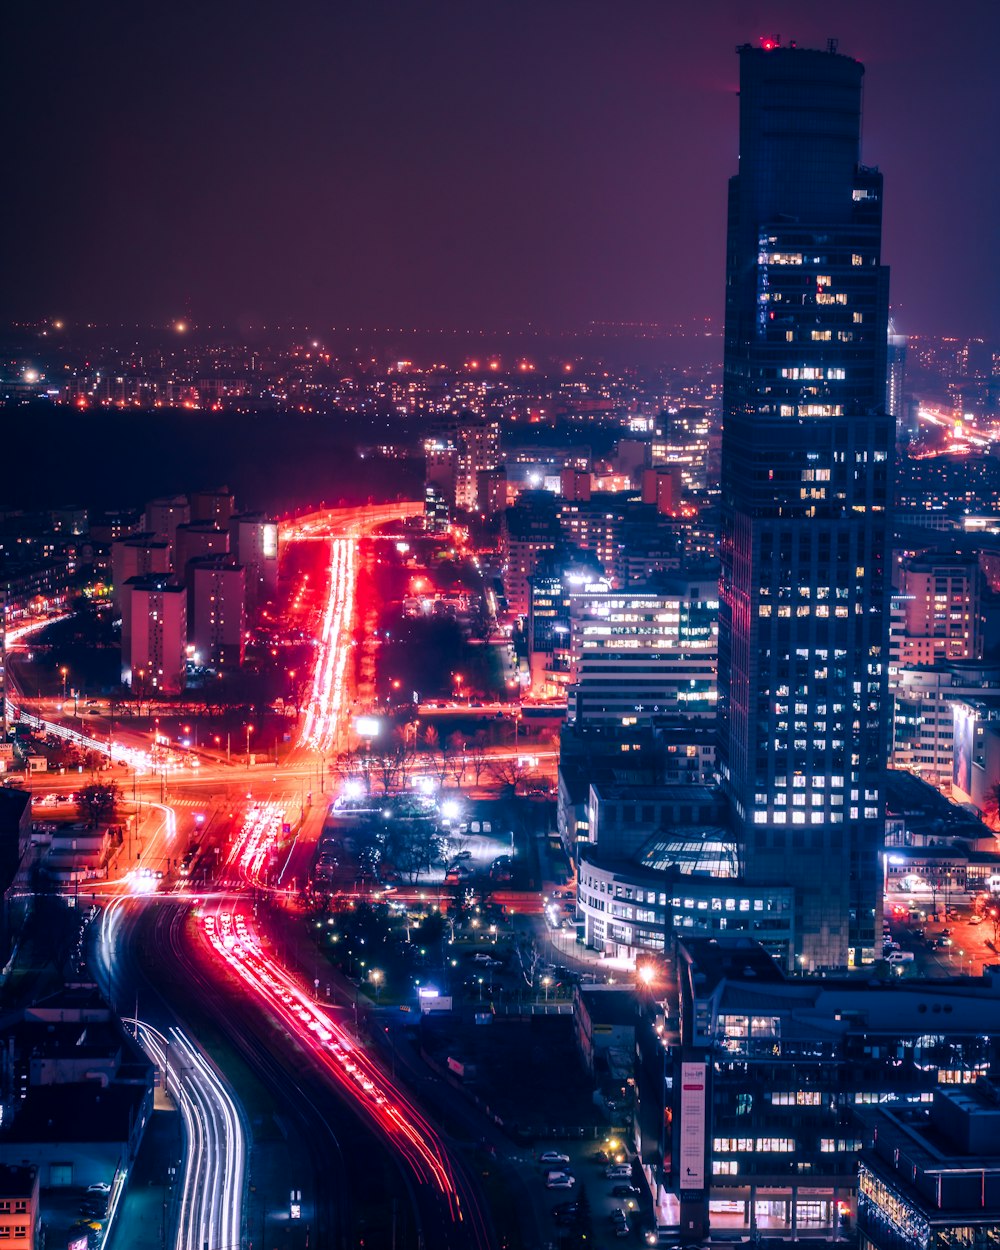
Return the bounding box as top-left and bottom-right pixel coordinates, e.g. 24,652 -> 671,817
718,42 -> 893,971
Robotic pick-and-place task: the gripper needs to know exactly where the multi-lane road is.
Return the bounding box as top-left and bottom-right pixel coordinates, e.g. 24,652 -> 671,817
73,501 -> 506,1249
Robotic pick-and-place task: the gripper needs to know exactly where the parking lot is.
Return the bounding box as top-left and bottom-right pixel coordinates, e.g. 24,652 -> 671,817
523,1137 -> 655,1247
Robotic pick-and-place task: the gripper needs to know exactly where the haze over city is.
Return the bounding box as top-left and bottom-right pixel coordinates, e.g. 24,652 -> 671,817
1,5 -> 999,1250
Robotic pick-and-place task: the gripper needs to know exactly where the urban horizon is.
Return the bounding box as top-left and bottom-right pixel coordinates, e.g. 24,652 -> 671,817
2,13 -> 999,1250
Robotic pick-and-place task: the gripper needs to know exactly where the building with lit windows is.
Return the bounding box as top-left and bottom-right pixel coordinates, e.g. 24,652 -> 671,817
109,532 -> 170,610
858,1085 -> 1000,1250
122,576 -> 187,694
885,325 -> 908,432
895,555 -> 984,665
567,573 -> 718,726
229,513 -> 278,611
0,1165 -> 38,1249
646,936 -> 1000,1245
718,42 -> 893,972
189,557 -> 245,669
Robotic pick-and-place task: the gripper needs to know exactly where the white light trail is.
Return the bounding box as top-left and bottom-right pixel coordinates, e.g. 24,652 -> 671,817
131,1019 -> 246,1250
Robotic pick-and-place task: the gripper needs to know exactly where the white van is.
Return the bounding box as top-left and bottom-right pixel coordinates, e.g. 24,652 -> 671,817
606,1164 -> 632,1180
887,950 -> 914,964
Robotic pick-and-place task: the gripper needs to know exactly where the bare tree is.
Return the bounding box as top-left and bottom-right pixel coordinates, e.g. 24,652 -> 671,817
446,733 -> 467,790
466,731 -> 490,787
489,756 -> 530,796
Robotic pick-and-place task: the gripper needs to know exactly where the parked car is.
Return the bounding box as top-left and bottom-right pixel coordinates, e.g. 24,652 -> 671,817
540,1151 -> 571,1165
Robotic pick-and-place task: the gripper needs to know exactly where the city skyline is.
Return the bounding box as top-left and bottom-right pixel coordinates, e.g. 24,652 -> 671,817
4,1 -> 999,340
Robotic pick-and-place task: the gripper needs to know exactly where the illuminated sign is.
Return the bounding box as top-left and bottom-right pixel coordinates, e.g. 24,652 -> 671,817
679,1061 -> 707,1191
262,524 -> 278,559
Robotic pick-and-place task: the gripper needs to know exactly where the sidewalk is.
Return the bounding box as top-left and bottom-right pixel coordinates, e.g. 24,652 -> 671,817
105,1104 -> 182,1250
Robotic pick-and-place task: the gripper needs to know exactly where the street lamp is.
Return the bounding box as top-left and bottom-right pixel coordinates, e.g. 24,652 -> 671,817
245,723 -> 254,767
542,975 -> 552,1003
370,968 -> 384,1003
60,666 -> 68,700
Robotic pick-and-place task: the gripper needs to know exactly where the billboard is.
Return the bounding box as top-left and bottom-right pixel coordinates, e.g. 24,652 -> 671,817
953,702 -> 975,797
679,1061 -> 707,1191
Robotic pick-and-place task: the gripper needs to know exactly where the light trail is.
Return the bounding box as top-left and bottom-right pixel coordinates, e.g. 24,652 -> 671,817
203,905 -> 466,1223
5,612 -> 72,646
6,702 -> 198,775
300,536 -> 357,753
225,800 -> 283,886
130,1018 -> 246,1250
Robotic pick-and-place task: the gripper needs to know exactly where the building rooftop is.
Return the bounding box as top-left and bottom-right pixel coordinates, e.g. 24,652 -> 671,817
636,827 -> 738,878
2,1082 -> 146,1144
0,1164 -> 36,1198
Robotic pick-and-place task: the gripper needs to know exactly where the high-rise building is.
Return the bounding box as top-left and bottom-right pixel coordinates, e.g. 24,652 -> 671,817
886,323 -> 908,431
189,557 -> 246,669
896,554 -> 984,665
229,514 -> 279,612
718,42 -> 893,971
173,523 -> 230,583
122,575 -> 187,694
110,533 -> 170,610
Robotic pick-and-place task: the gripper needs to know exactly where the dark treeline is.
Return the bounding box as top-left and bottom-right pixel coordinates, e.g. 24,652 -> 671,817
6,404 -> 423,514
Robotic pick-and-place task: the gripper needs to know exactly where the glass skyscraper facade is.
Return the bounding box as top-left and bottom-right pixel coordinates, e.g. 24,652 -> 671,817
719,43 -> 893,971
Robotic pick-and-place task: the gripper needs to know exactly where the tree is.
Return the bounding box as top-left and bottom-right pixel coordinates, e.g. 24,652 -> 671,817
466,731 -> 490,787
446,733 -> 467,790
489,757 -> 530,796
76,781 -> 121,828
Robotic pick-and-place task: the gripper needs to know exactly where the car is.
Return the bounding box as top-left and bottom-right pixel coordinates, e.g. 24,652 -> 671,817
615,1221 -> 631,1238
610,1208 -> 629,1225
546,1173 -> 575,1189
453,850 -> 472,861
611,1184 -> 641,1198
552,1200 -> 579,1217
970,915 -> 985,925
540,1151 -> 571,1165
941,928 -> 953,937
87,1183 -> 111,1195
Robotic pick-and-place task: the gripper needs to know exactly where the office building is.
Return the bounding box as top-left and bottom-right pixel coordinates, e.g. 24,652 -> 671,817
718,42 -> 893,971
858,1086 -> 1000,1250
568,573 -> 718,726
476,467 -> 508,518
500,493 -> 561,617
647,936 -> 1000,1245
886,323 -> 908,432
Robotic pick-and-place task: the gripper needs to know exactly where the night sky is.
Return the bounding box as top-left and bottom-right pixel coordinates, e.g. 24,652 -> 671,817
5,1 -> 998,339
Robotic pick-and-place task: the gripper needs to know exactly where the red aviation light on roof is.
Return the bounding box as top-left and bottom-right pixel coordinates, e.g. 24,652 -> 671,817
760,36 -> 780,51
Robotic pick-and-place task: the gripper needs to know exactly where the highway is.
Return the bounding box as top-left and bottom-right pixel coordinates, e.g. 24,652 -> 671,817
94,898 -> 249,1250
131,1018 -> 245,1250
41,501 -> 504,1249
201,899 -> 494,1250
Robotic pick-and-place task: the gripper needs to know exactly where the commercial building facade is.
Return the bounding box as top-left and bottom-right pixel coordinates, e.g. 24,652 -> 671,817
718,42 -> 893,971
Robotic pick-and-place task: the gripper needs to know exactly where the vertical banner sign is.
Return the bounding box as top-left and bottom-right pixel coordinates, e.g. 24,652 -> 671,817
679,1061 -> 707,1191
